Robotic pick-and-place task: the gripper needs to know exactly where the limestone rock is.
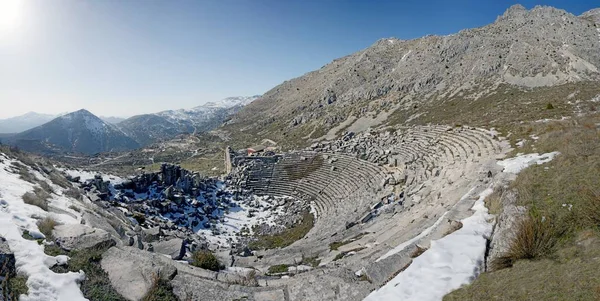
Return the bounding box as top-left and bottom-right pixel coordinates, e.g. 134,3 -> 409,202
53,224 -> 113,251
101,246 -> 177,301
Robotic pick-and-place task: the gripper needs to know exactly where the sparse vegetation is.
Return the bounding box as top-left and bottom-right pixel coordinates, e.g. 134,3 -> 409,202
47,241 -> 125,300
191,250 -> 221,271
491,215 -> 563,270
142,273 -> 178,301
1,272 -> 28,300
446,114 -> 600,299
301,255 -> 321,268
12,161 -> 37,183
48,171 -> 72,189
22,186 -> 51,211
229,269 -> 259,287
483,187 -> 504,215
332,252 -> 345,261
248,211 -> 314,250
37,217 -> 58,239
267,264 -> 289,274
64,187 -> 82,200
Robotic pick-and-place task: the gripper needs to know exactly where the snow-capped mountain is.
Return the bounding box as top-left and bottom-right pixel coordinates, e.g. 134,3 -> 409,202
117,95 -> 261,146
6,109 -> 139,155
100,116 -> 127,124
1,95 -> 261,154
192,95 -> 260,111
0,112 -> 56,133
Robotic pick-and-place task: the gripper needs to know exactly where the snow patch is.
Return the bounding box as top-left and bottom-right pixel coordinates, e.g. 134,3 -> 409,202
0,153 -> 87,301
496,152 -> 560,174
365,188 -> 494,301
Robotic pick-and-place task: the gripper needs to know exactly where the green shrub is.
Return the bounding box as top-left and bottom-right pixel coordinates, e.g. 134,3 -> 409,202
546,103 -> 555,110
191,250 -> 221,271
301,255 -> 321,268
267,264 -> 289,274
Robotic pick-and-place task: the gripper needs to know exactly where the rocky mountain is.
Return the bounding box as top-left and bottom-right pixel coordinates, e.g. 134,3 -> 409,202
117,114 -> 184,146
117,95 -> 260,146
0,112 -> 56,134
100,116 -> 127,124
6,109 -> 139,155
228,5 -> 600,142
192,95 -> 261,110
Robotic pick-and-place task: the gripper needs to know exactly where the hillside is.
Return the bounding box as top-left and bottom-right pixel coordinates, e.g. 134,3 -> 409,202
6,109 -> 140,155
221,5 -> 599,148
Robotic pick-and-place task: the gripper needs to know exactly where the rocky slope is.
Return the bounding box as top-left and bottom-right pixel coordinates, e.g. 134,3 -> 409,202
228,5 -> 599,141
5,109 -> 140,155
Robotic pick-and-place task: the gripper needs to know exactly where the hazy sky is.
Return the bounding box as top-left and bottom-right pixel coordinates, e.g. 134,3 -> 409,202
0,0 -> 596,119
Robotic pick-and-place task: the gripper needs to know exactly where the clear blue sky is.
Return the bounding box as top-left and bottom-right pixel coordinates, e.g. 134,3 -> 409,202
0,0 -> 596,118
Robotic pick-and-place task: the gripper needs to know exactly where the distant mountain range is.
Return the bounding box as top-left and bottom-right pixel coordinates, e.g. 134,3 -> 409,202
0,112 -> 127,134
0,112 -> 56,134
0,96 -> 260,155
5,109 -> 139,155
119,95 -> 260,145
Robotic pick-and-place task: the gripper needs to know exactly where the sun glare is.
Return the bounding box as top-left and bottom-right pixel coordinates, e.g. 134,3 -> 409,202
0,0 -> 23,36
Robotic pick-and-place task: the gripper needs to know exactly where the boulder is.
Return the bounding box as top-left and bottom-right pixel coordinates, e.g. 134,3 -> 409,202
152,238 -> 184,259
53,224 -> 113,251
101,246 -> 177,301
142,227 -> 161,243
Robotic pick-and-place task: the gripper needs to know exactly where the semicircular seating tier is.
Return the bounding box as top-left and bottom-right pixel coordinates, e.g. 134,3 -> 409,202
239,151 -> 392,243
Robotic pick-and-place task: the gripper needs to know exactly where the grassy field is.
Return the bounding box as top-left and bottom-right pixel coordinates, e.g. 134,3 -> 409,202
445,113 -> 600,300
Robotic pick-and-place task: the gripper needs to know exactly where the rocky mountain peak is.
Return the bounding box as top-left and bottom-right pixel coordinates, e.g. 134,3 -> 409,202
497,4 -> 527,20
581,8 -> 600,23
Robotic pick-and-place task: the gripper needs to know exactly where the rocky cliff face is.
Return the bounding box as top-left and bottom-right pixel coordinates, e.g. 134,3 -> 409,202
231,5 -> 600,133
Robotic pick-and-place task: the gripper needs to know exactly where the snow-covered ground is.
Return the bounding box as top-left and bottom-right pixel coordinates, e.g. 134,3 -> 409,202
497,152 -> 559,174
196,194 -> 288,246
0,153 -> 87,301
364,152 -> 560,301
59,167 -> 123,184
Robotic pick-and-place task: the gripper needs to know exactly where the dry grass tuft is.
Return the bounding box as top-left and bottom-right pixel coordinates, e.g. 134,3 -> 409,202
580,188 -> 600,228
492,215 -> 563,270
484,187 -> 505,215
37,217 -> 58,239
22,186 -> 51,211
142,272 -> 178,301
48,171 -> 71,189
